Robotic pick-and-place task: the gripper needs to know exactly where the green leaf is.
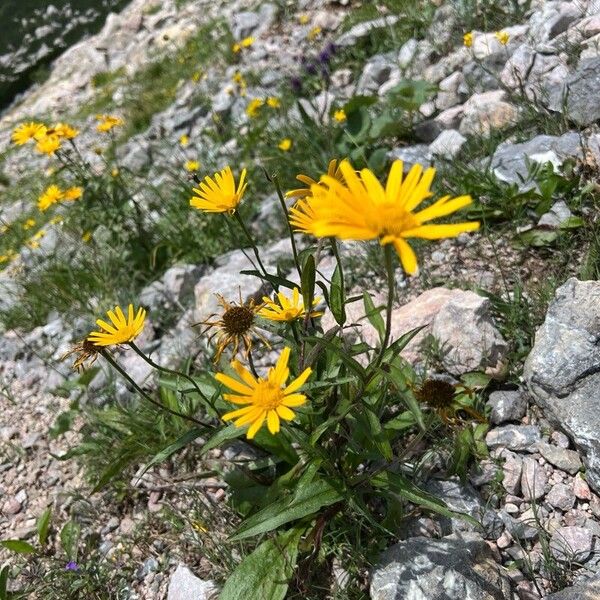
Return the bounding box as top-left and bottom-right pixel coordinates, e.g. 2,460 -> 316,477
301,254 -> 316,312
342,95 -> 377,114
0,540 -> 36,554
345,106 -> 371,141
460,371 -> 492,389
372,471 -> 477,526
382,325 -> 427,361
59,521 -> 80,561
329,264 -> 346,326
220,527 -> 303,600
49,410 -> 77,439
384,410 -> 417,432
0,564 -> 8,600
92,454 -> 133,493
362,292 -> 385,342
138,427 -> 205,481
368,147 -> 389,172
37,507 -> 52,546
513,228 -> 558,248
200,424 -> 245,456
363,407 -> 393,460
231,478 -> 343,541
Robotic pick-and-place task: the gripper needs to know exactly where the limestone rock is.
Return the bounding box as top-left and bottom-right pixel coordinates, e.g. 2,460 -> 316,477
459,90 -> 518,136
565,57 -> 600,125
370,532 -> 511,600
487,390 -> 527,425
524,278 -> 600,492
167,564 -> 217,600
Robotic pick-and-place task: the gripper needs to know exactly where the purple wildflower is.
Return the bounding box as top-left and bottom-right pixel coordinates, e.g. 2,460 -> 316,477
65,561 -> 79,571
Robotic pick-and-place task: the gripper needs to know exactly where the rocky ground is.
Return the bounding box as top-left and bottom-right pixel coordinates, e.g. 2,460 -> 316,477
2,0 -> 600,598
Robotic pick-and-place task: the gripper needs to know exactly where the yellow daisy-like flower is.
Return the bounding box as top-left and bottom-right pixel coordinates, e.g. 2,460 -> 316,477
23,218 -> 36,230
26,239 -> 40,250
266,96 -> 280,108
49,215 -> 64,225
185,160 -> 200,172
88,304 -> 146,347
111,168 -> 120,177
217,347 -> 312,439
495,31 -> 509,45
96,114 -> 124,133
246,98 -> 264,118
11,122 -> 47,145
241,36 -> 255,48
289,160 -> 479,275
278,138 -> 292,151
32,229 -> 46,241
258,288 -> 323,323
82,231 -> 93,243
298,14 -> 309,25
0,251 -> 17,264
463,31 -> 473,47
286,158 -> 345,200
37,185 -> 64,211
333,109 -> 347,123
64,186 -> 83,201
35,135 -> 61,155
190,166 -> 247,214
191,70 -> 203,82
179,134 -> 189,147
50,123 -> 79,139
307,26 -> 322,40
232,42 -> 241,53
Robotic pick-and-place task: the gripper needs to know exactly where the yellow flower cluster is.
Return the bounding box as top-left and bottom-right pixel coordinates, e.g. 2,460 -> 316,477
463,30 -> 509,48
232,36 -> 255,54
37,184 -> 83,212
246,96 -> 280,118
11,121 -> 79,155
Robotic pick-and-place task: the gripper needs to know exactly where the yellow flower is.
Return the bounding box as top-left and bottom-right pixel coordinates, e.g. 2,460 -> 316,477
298,14 -> 309,25
191,70 -> 202,82
32,229 -> 46,241
64,186 -> 83,201
179,134 -> 189,147
278,138 -> 292,151
197,294 -> 268,363
190,166 -> 247,214
26,239 -> 40,249
307,26 -> 322,40
463,32 -> 473,47
289,160 -> 480,275
50,123 -> 79,139
23,218 -> 36,230
217,347 -> 312,439
286,158 -> 345,200
258,288 -> 322,322
11,122 -> 47,145
241,36 -> 255,47
38,185 -> 64,211
495,31 -> 509,45
82,231 -> 92,243
232,42 -> 241,53
111,168 -> 120,177
266,96 -> 280,108
88,304 -> 146,347
246,98 -> 264,118
185,160 -> 200,172
333,109 -> 347,123
0,251 -> 16,264
35,135 -> 61,155
49,215 -> 64,225
96,114 -> 124,133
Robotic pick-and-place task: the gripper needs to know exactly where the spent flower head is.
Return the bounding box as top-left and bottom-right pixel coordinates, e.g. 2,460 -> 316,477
217,347 -> 312,439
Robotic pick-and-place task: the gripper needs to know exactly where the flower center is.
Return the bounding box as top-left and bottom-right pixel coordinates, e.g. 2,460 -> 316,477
253,380 -> 284,410
370,203 -> 420,239
222,306 -> 255,335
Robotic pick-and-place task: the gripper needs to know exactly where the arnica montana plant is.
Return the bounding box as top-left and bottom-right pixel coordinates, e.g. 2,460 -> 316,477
54,154 -> 481,599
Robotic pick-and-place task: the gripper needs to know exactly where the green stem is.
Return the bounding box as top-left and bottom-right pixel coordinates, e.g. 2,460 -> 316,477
101,350 -> 212,428
232,211 -> 271,284
373,244 -> 395,369
129,342 -> 216,413
272,173 -> 302,280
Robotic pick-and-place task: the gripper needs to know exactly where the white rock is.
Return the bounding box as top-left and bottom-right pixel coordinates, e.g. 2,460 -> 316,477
167,564 -> 217,600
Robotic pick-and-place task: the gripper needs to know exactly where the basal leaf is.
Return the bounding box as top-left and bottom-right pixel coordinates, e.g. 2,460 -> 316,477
0,540 -> 36,554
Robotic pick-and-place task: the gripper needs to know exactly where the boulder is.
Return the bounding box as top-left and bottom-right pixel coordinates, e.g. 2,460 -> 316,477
167,564 -> 217,600
429,129 -> 467,159
487,390 -> 527,424
370,532 -> 511,600
524,278 -> 600,493
459,90 -> 518,136
565,57 -> 600,125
